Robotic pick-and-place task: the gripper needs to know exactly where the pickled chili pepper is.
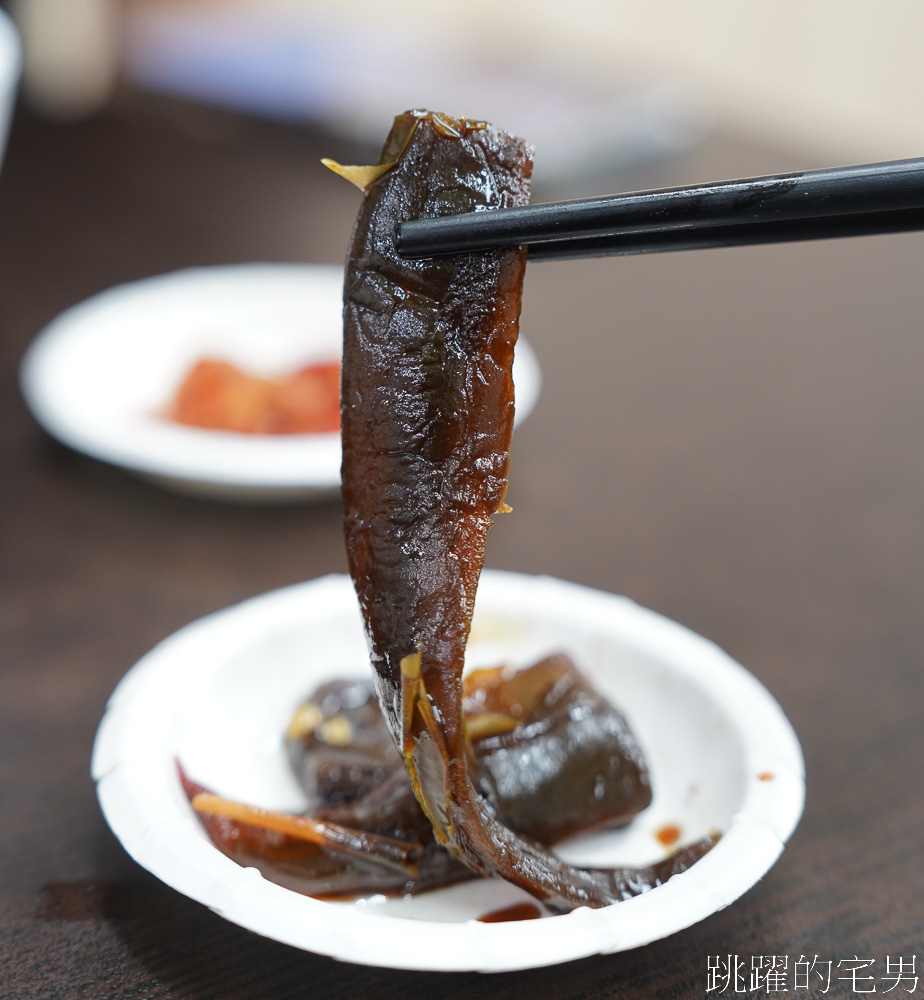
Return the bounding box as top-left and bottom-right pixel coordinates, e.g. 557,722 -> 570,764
185,110 -> 717,911
183,655 -> 703,901
167,357 -> 341,434
335,110 -> 715,911
180,763 -> 464,899
287,655 -> 653,844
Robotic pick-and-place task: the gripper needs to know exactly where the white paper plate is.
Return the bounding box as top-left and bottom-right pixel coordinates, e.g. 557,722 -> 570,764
20,264 -> 542,501
91,571 -> 804,972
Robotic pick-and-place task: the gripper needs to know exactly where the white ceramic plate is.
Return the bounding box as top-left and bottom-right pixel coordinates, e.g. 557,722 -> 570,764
91,571 -> 804,972
20,264 -> 542,502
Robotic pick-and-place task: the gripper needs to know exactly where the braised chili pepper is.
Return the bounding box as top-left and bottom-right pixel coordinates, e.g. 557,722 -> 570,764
334,110 -> 714,910
185,110 -> 717,911
185,654 -> 667,900
287,654 -> 653,844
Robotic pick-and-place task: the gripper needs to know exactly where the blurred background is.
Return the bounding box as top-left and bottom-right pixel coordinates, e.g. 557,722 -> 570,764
6,0 -> 924,184
3,0 -> 924,622
3,0 -> 924,631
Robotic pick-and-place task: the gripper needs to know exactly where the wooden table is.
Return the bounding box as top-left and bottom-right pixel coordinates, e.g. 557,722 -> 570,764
2,98 -> 923,998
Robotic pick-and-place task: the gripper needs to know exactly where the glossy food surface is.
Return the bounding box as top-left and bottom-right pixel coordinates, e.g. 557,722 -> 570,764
186,654 -> 663,902
339,112 -> 713,910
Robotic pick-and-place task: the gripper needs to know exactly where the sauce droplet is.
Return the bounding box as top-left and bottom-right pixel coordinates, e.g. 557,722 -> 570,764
477,902 -> 543,923
655,824 -> 682,847
758,772 -> 775,781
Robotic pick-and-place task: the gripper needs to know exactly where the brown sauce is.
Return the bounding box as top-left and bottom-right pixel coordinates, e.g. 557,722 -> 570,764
477,902 -> 543,923
655,824 -> 682,847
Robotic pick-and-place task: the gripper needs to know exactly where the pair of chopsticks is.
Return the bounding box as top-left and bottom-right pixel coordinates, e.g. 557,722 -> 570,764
394,157 -> 924,261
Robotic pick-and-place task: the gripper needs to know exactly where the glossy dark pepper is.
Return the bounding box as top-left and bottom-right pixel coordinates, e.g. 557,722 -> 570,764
337,111 -> 715,910
287,654 -> 654,845
184,653 -> 716,901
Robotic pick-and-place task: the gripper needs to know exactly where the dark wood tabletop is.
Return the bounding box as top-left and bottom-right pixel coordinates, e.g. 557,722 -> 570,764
2,96 -> 923,999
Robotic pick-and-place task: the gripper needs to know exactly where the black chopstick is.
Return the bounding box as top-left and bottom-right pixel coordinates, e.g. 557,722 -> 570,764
394,157 -> 924,260
526,206 -> 924,261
